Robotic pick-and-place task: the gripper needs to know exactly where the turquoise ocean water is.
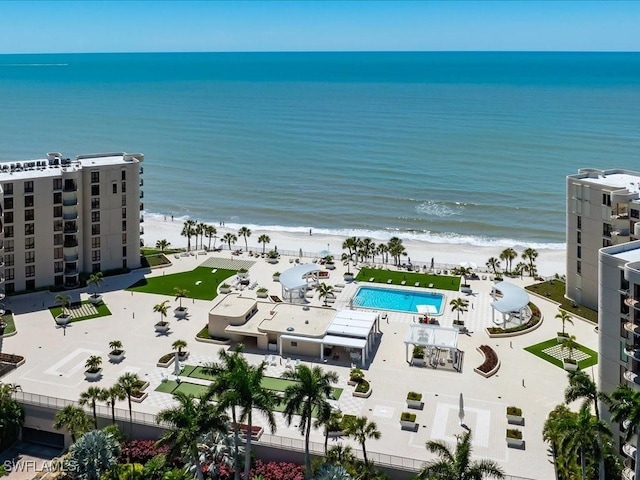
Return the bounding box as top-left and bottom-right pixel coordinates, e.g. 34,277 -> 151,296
0,51 -> 639,247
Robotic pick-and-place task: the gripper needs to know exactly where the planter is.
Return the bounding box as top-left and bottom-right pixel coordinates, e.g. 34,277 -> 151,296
353,380 -> 372,398
155,322 -> 170,334
506,436 -> 525,449
400,413 -> 418,431
131,392 -> 148,403
453,322 -> 466,331
237,270 -> 250,281
267,257 -> 279,264
407,399 -> 423,409
412,357 -> 425,367
257,290 -> 269,299
507,414 -> 524,425
88,294 -> 103,305
273,275 -> 281,282
55,314 -> 72,326
174,307 -> 188,319
157,355 -> 175,368
108,351 -> 125,363
557,333 -> 569,343
84,369 -> 102,381
219,286 -> 232,294
343,273 -> 354,282
563,359 -> 579,371
325,263 -> 336,270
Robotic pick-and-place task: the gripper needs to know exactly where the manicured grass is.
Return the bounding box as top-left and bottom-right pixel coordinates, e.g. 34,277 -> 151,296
526,280 -> 598,324
49,300 -> 112,322
141,247 -> 184,256
355,268 -> 460,291
155,380 -> 179,394
525,338 -> 598,370
174,382 -> 209,397
126,266 -> 236,301
1,313 -> 16,335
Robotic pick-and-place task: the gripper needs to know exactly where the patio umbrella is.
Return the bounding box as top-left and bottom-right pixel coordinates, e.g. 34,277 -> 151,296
319,249 -> 331,257
299,248 -> 303,258
431,257 -> 435,269
417,305 -> 438,315
459,261 -> 477,270
458,392 -> 465,425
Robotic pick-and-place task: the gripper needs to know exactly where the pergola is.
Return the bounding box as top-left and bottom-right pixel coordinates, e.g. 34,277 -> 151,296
490,281 -> 530,328
404,324 -> 460,368
279,264 -> 321,302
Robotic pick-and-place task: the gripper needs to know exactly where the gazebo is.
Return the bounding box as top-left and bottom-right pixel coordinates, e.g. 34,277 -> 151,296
490,281 -> 530,328
404,324 -> 461,370
278,264 -> 321,302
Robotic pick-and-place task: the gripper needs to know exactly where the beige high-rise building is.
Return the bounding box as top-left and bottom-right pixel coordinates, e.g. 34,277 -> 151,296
566,169 -> 640,310
0,152 -> 144,296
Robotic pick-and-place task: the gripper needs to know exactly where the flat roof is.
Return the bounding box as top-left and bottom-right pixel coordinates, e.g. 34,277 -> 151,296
259,303 -> 334,337
404,324 -> 458,349
572,170 -> 640,193
491,281 -> 530,313
279,264 -> 321,290
327,310 -> 378,339
210,294 -> 257,318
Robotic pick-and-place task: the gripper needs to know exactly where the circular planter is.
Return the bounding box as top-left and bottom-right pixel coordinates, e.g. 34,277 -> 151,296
267,257 -> 279,264
343,273 -> 354,282
272,275 -> 281,282
55,314 -> 72,326
155,322 -> 170,334
174,307 -> 188,319
563,360 -> 579,371
219,286 -> 232,294
88,294 -> 103,305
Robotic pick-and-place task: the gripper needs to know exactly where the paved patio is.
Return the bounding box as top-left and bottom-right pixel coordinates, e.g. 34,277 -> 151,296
0,250 -> 598,479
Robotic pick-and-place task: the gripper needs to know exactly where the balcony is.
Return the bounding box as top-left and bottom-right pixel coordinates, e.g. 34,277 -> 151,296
63,211 -> 78,220
625,322 -> 640,336
63,223 -> 78,234
63,254 -> 78,262
64,268 -> 79,276
139,167 -> 143,174
140,228 -> 144,235
139,191 -> 144,199
62,198 -> 78,207
139,203 -> 144,211
139,216 -> 144,223
625,344 -> 640,360
624,468 -> 636,480
139,178 -> 144,186
63,183 -> 77,192
624,371 -> 640,391
626,298 -> 640,310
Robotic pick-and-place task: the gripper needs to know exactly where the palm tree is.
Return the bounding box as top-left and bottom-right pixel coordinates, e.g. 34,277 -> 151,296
500,247 -> 517,273
156,391 -> 228,480
258,234 -> 271,254
85,355 -> 102,373
53,405 -> 91,443
387,237 -> 406,267
486,257 -> 500,275
88,271 -> 104,298
181,219 -> 196,252
344,416 -> 381,468
522,247 -> 538,277
117,372 -> 142,435
55,294 -> 72,316
377,243 -> 389,265
556,309 -> 574,337
341,253 -> 352,274
79,386 -> 104,429
172,339 -> 187,356
173,287 -> 189,310
153,300 -> 170,325
608,384 -> 640,479
315,408 -> 343,454
100,384 -> 126,424
155,239 -> 170,252
205,226 -> 217,251
543,404 -> 574,480
343,237 -> 358,265
0,384 -> 24,449
238,226 -> 251,251
197,222 -> 206,250
561,335 -> 579,363
317,282 -> 335,306
449,297 -> 469,323
515,261 -> 528,279
222,232 -> 238,251
417,430 -> 504,480
281,365 -> 339,479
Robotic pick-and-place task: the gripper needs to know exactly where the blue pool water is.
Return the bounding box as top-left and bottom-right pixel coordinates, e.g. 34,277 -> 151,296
352,287 -> 444,314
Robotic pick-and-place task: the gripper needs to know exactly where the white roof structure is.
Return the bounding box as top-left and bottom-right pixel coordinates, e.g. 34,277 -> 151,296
326,310 -> 378,339
280,334 -> 367,350
279,264 -> 321,290
491,281 -> 530,313
404,324 -> 459,350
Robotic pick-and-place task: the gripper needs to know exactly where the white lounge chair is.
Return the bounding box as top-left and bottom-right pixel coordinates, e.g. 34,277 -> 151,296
368,277 -> 375,282
387,279 -> 393,284
270,355 -> 277,366
428,283 -> 434,288
295,359 -> 301,368
285,358 -> 292,369
400,280 -> 406,286
415,282 -> 420,287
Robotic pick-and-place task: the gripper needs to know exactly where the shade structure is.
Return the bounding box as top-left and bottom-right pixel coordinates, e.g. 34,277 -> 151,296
459,261 -> 477,269
404,323 -> 458,350
416,304 -> 438,315
491,281 -> 529,313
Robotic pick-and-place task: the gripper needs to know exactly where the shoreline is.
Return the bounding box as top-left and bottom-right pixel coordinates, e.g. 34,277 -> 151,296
142,215 -> 566,277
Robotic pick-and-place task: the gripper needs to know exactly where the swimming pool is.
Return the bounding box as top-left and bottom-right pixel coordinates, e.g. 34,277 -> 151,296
352,287 -> 445,314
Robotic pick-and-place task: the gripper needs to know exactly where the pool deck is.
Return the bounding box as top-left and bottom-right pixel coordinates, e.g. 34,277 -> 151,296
0,249 -> 595,480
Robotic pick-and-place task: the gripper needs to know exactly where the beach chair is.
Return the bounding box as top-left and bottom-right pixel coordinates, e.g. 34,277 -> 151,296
295,359 -> 301,369
400,280 -> 406,286
285,358 -> 292,369
428,283 -> 434,288
387,279 -> 393,284
264,354 -> 269,364
415,282 -> 420,287
270,355 -> 277,366
369,277 -> 374,282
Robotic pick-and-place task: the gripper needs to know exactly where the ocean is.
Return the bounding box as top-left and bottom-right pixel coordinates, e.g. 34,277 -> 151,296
0,51 -> 639,248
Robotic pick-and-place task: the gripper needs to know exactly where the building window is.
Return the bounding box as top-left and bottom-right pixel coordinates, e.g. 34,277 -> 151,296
24,209 -> 34,221
25,265 -> 35,278
4,198 -> 13,210
603,238 -> 612,248
4,255 -> 13,267
25,195 -> 34,207
91,171 -> 100,183
121,170 -> 126,181
25,237 -> 34,249
112,182 -> 118,194
577,260 -> 582,275
122,221 -> 127,232
4,226 -> 13,238
53,206 -> 62,218
122,208 -> 127,219
53,192 -> 62,204
53,178 -> 62,190
25,251 -> 35,264
603,223 -> 612,238
3,183 -> 13,195
25,223 -> 34,235
91,198 -> 100,209
54,247 -> 63,259
92,250 -> 101,262
54,261 -> 63,273
4,240 -> 13,252
4,268 -> 13,281
577,216 -> 581,229
122,246 -> 127,257
92,224 -> 100,235
122,258 -> 128,269
92,263 -> 101,273
25,280 -> 35,291
577,246 -> 582,259
91,211 -> 100,222
121,181 -> 126,193
121,194 -> 127,206
4,212 -> 13,224
632,209 -> 640,219
91,185 -> 100,196
122,233 -> 127,244
92,237 -> 101,248
291,341 -> 298,347
5,283 -> 14,294
602,193 -> 611,207
54,234 -> 63,246
577,230 -> 581,244
24,181 -> 34,193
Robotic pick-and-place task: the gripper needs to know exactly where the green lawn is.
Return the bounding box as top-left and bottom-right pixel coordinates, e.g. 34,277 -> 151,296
525,280 -> 598,324
525,338 -> 598,370
141,247 -> 184,256
1,313 -> 15,335
49,300 -> 112,322
126,266 -> 236,301
355,268 -> 460,291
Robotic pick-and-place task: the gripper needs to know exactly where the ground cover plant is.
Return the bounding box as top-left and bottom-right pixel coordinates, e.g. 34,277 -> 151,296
1,312 -> 16,335
141,254 -> 171,268
126,266 -> 235,301
526,279 -> 598,323
49,300 -> 112,322
525,338 -> 598,370
141,247 -> 184,256
355,267 -> 460,291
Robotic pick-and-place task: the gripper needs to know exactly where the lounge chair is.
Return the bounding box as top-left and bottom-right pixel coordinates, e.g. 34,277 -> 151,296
414,282 -> 420,287
295,359 -> 301,368
270,355 -> 277,366
387,279 -> 393,284
400,280 -> 406,286
369,277 -> 375,282
285,358 -> 292,369
428,283 -> 434,288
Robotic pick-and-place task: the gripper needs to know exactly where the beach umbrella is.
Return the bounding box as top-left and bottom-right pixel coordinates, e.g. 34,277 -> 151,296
431,257 -> 435,269
299,248 -> 303,258
319,249 -> 331,257
458,392 -> 465,425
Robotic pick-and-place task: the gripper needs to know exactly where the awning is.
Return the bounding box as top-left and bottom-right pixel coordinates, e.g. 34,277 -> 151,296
279,334 -> 367,350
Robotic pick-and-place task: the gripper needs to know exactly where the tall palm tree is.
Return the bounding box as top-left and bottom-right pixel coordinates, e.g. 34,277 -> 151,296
387,237 -> 406,267
515,261 -> 528,279
172,339 -> 187,356
117,372 -> 142,435
55,294 -> 72,316
343,237 -> 358,265
315,408 -> 343,454
500,247 -> 517,273
205,226 -> 217,251
53,405 -> 91,443
543,404 -> 577,480
238,226 -> 251,251
173,287 -> 189,310
197,222 -> 206,250
522,247 -> 538,277
153,300 -> 170,325
100,384 -> 126,425
450,297 -> 469,323
0,383 -> 24,449
79,386 -> 104,429
281,365 -> 339,480
341,253 -> 352,274
88,271 -> 104,298
486,257 -> 500,275
556,309 -> 574,337
317,282 -> 335,306
155,239 -> 170,252
376,243 -> 389,265
258,234 -> 271,254
561,335 -> 579,363
417,430 -> 504,480
608,384 -> 640,479
222,232 -> 238,251
156,391 -> 228,480
181,219 -> 196,252
344,416 -> 381,469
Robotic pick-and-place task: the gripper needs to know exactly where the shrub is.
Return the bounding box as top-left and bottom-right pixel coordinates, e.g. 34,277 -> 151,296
401,412 -> 416,422
158,353 -> 174,364
412,345 -> 425,358
119,440 -> 169,464
506,406 -> 522,416
251,460 -> 305,480
257,288 -> 268,293
506,429 -> 522,440
355,380 -> 370,393
407,391 -> 422,401
197,325 -> 212,340
349,367 -> 364,383
341,414 -> 357,430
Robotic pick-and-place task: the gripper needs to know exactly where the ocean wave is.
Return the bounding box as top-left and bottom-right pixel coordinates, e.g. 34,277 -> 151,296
143,211 -> 565,250
415,200 -> 464,218
0,63 -> 69,67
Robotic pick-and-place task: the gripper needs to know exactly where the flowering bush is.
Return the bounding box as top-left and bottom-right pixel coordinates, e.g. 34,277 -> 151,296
250,460 -> 305,480
119,440 -> 170,464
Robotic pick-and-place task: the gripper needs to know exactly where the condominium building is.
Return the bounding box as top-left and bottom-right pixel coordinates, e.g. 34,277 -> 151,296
599,241 -> 640,480
0,152 -> 144,296
566,169 -> 640,310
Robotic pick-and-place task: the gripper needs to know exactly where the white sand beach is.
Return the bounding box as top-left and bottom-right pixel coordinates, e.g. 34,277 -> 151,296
143,215 -> 566,277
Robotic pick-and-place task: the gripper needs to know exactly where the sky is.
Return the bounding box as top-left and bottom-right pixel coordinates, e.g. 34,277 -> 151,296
0,0 -> 638,54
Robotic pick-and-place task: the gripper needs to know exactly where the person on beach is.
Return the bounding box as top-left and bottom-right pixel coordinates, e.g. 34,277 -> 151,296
309,228 -> 312,236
